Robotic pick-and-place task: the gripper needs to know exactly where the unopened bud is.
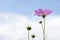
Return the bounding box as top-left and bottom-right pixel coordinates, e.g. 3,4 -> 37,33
31,34 -> 35,38
27,25 -> 31,30
39,21 -> 42,24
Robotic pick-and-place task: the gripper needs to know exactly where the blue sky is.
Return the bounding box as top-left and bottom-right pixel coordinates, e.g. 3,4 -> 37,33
0,0 -> 60,40
0,0 -> 60,17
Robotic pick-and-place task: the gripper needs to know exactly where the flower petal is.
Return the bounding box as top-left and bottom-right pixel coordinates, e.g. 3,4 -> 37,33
34,8 -> 44,16
44,9 -> 52,15
39,8 -> 44,13
34,10 -> 41,16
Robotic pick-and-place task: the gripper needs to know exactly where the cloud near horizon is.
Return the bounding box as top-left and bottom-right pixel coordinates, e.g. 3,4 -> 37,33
0,13 -> 60,40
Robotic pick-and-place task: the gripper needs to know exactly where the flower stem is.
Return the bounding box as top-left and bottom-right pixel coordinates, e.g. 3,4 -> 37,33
28,30 -> 29,40
43,18 -> 45,40
41,23 -> 44,31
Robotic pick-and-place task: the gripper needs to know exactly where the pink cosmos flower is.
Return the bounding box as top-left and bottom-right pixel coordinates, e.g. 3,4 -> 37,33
34,8 -> 52,17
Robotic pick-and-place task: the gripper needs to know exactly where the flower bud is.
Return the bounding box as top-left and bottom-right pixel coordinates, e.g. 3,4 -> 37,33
39,21 -> 42,24
31,34 -> 35,38
27,25 -> 31,30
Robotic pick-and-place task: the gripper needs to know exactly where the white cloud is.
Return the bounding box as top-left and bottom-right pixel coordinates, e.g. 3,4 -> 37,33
0,13 -> 31,40
0,13 -> 60,40
46,16 -> 60,40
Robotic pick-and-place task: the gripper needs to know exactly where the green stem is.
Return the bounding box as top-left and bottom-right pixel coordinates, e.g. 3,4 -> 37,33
43,18 -> 45,40
41,23 -> 44,31
28,30 -> 29,40
41,22 -> 44,40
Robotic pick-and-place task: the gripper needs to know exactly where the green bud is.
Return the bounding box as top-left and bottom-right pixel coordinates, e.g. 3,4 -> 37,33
39,21 -> 42,24
27,25 -> 31,30
31,34 -> 35,38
